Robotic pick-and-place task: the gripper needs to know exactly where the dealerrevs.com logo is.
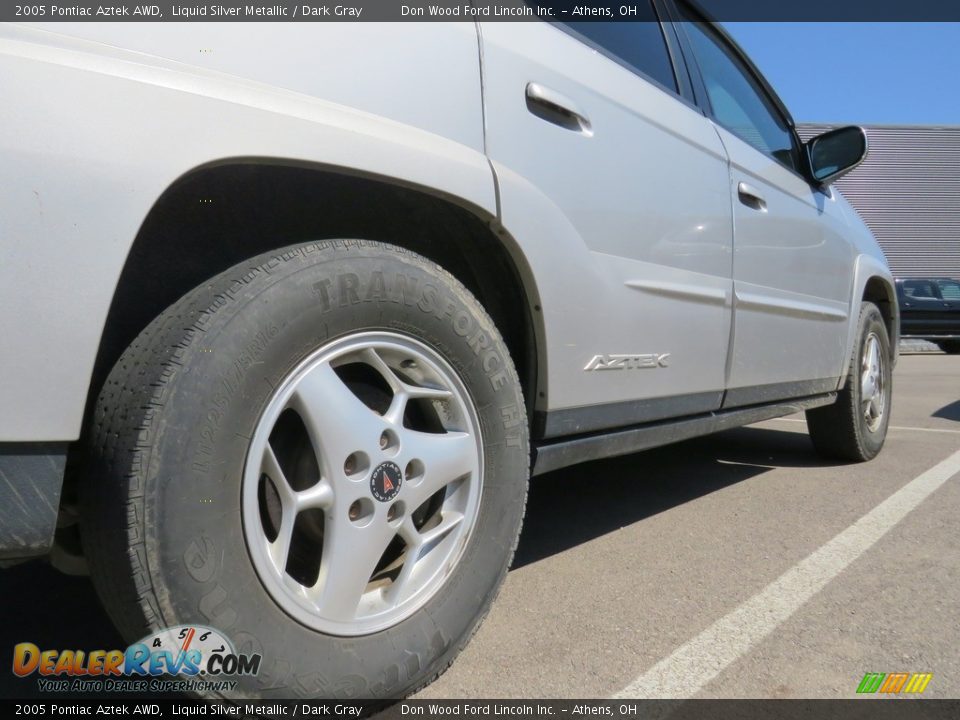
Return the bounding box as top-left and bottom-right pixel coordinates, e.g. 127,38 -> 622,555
12,625 -> 261,693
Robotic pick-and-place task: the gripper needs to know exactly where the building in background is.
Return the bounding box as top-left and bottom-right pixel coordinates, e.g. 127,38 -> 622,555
797,124 -> 960,279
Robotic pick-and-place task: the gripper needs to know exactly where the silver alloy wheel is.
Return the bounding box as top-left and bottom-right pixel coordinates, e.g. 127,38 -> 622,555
860,332 -> 885,432
242,331 -> 483,636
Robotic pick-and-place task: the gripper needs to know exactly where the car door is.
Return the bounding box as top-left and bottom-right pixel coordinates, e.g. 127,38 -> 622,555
899,279 -> 949,336
674,4 -> 857,405
479,6 -> 736,436
935,279 -> 960,336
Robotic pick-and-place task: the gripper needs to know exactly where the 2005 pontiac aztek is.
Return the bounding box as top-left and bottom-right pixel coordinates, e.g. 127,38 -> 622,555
0,2 -> 897,699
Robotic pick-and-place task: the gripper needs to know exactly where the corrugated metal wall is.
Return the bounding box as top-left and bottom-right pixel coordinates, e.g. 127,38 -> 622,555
797,124 -> 960,278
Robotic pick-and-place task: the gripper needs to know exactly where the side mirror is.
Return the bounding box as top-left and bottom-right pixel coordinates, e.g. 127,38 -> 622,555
806,126 -> 868,185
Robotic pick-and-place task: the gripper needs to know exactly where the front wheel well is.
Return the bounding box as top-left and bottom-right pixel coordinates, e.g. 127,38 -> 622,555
88,162 -> 540,427
862,275 -> 897,357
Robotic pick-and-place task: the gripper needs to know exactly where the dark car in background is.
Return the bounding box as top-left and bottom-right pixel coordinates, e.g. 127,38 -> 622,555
896,278 -> 960,353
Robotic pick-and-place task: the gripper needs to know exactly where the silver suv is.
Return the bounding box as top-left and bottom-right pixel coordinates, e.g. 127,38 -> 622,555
1,6 -> 897,700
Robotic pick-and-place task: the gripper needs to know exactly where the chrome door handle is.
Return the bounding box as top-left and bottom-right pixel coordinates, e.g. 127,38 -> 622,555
737,181 -> 767,211
525,82 -> 592,134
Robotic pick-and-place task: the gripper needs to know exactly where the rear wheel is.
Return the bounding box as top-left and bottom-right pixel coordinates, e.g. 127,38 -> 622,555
80,240 -> 529,699
806,302 -> 892,461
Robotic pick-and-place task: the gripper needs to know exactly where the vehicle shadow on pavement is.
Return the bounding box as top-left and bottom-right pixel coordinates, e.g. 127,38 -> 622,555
513,425 -> 841,569
932,398 -> 960,422
0,559 -> 122,698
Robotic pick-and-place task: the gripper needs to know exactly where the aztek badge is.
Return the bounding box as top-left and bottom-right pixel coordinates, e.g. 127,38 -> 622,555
370,461 -> 403,502
584,353 -> 671,371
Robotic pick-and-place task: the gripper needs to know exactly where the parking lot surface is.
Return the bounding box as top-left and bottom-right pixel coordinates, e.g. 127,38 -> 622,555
419,353 -> 960,699
3,354 -> 958,699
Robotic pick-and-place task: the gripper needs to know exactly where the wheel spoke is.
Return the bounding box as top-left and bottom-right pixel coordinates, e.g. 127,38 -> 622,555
361,347 -> 453,401
869,338 -> 881,373
384,389 -> 410,426
389,511 -> 465,604
308,512 -> 394,623
268,504 -> 296,573
359,347 -> 454,425
291,361 -> 386,479
295,482 -> 334,511
406,385 -> 453,401
262,444 -> 295,508
390,518 -> 425,604
261,444 -> 299,573
401,430 -> 476,510
359,347 -> 402,393
384,387 -> 454,426
419,510 -> 465,547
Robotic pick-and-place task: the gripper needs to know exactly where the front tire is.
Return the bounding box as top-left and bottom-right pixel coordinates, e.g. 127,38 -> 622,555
80,240 -> 529,699
938,340 -> 960,355
806,301 -> 892,461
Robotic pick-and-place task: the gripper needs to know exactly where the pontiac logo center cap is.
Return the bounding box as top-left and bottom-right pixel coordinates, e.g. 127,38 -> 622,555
370,461 -> 403,502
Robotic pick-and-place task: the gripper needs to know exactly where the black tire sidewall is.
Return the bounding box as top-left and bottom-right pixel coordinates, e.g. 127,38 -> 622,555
851,305 -> 893,458
137,243 -> 528,698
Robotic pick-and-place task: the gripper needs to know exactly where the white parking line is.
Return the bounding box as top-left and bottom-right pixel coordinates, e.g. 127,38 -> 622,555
613,447 -> 960,699
767,417 -> 960,434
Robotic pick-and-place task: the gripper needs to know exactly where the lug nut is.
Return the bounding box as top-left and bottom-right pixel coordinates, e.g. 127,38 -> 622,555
343,452 -> 368,478
349,500 -> 362,521
405,459 -> 424,482
380,431 -> 390,450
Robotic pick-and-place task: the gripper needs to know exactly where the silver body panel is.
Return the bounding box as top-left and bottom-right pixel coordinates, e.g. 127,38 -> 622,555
717,126 -> 855,393
0,22 -> 492,440
0,21 -> 895,443
482,22 -> 734,418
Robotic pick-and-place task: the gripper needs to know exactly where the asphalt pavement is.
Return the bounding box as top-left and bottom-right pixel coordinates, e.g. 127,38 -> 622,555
419,352 -> 960,699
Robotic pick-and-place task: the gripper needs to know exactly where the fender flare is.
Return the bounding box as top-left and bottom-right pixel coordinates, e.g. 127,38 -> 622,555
840,255 -> 899,388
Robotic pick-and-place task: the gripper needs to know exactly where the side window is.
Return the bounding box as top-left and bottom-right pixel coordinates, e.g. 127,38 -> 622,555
562,3 -> 677,93
903,280 -> 940,300
678,9 -> 798,171
938,280 -> 960,300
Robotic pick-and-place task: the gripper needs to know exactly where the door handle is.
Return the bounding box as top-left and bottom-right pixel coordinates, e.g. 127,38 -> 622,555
737,181 -> 767,211
525,82 -> 592,134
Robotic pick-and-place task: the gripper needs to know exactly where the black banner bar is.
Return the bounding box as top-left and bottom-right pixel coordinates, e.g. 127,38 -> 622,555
3,699 -> 960,719
5,1 -> 960,22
